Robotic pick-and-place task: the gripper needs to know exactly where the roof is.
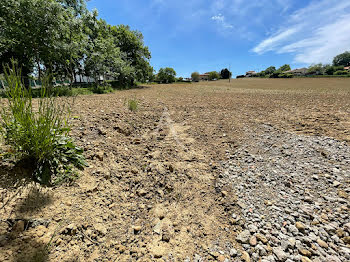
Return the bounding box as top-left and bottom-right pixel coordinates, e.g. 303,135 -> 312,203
344,66 -> 350,70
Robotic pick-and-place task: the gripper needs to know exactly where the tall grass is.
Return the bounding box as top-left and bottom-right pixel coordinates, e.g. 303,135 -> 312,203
0,62 -> 87,185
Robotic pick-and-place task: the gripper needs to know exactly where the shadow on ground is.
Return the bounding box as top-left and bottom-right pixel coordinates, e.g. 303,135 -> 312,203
0,160 -> 53,262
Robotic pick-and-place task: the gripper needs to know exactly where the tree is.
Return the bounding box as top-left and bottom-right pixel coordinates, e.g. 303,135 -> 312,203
0,0 -> 152,88
278,64 -> 291,72
307,64 -> 323,75
220,68 -> 232,79
333,51 -> 350,66
0,0 -> 72,85
265,66 -> 276,75
208,71 -> 220,80
191,72 -> 200,82
157,67 -> 176,83
109,24 -> 152,83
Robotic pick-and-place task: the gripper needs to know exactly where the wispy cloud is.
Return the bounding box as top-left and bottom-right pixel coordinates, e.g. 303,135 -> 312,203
211,14 -> 233,29
252,0 -> 350,64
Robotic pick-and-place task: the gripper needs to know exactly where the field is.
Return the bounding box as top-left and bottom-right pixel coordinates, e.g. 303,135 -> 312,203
1,78 -> 350,261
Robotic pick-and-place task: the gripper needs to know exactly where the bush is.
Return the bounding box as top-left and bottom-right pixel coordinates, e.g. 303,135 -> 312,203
89,84 -> 114,94
278,73 -> 293,78
334,70 -> 348,75
127,99 -> 138,112
0,62 -> 87,185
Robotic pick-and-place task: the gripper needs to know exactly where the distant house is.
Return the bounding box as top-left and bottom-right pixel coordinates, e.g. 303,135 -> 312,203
284,68 -> 307,76
245,71 -> 257,77
344,66 -> 350,71
199,73 -> 209,81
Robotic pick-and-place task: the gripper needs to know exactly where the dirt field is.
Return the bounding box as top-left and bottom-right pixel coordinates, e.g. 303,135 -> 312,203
1,78 -> 350,261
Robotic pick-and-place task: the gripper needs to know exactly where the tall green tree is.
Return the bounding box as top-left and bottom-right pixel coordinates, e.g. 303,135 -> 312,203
110,25 -> 152,83
191,72 -> 200,82
157,67 -> 176,83
220,68 -> 232,79
208,71 -> 220,80
333,51 -> 350,67
278,64 -> 291,72
265,66 -> 276,75
307,64 -> 323,75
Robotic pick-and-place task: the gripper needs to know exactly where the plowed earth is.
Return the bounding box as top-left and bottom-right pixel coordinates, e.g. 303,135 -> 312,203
1,78 -> 350,261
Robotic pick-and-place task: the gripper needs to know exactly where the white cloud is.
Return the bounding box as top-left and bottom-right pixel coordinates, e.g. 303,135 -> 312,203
211,14 -> 233,29
252,0 -> 350,64
253,27 -> 300,54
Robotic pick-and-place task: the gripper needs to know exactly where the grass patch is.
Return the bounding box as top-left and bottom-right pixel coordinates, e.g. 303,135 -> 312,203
0,62 -> 87,185
127,99 -> 139,112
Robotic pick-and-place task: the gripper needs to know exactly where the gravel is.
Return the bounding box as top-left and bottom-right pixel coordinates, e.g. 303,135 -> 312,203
221,125 -> 350,261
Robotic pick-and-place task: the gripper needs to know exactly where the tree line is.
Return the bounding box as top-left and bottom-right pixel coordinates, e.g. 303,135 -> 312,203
250,51 -> 350,78
0,0 -> 153,87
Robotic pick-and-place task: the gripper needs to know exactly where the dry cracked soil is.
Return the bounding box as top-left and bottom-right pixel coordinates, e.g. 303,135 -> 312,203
0,78 -> 350,261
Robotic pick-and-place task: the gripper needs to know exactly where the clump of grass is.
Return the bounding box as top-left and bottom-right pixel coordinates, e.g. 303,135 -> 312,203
0,62 -> 87,185
127,99 -> 138,112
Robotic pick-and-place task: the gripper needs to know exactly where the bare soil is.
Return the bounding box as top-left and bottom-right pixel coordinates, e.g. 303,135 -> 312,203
1,78 -> 350,261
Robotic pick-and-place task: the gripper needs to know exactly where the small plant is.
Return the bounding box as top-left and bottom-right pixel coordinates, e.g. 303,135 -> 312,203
127,99 -> 138,112
0,61 -> 87,185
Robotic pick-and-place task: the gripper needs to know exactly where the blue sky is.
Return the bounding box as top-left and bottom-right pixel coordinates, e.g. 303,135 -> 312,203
87,0 -> 350,77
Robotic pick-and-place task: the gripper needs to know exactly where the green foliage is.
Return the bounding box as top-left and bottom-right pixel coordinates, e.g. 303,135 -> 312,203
265,66 -> 276,75
89,84 -> 114,94
208,71 -> 220,80
334,70 -> 349,75
220,68 -> 232,79
0,0 -> 152,88
333,51 -> 350,66
278,73 -> 293,78
157,67 -> 176,83
278,64 -> 291,72
307,64 -> 323,75
0,62 -> 87,185
323,65 -> 335,75
127,99 -> 138,112
191,72 -> 200,82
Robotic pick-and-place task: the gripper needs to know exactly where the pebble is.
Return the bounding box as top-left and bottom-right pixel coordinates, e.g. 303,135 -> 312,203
236,230 -> 251,244
219,125 -> 350,262
272,247 -> 288,261
249,235 -> 257,246
241,251 -> 250,262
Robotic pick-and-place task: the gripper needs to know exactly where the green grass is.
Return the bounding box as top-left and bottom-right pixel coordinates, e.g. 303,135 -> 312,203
127,99 -> 139,112
0,62 -> 87,185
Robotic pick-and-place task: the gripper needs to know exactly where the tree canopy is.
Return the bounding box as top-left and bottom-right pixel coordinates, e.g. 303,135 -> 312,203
333,51 -> 350,67
157,67 -> 176,83
278,64 -> 291,72
0,0 -> 152,87
208,71 -> 220,80
220,68 -> 232,79
265,66 -> 276,75
191,72 -> 200,82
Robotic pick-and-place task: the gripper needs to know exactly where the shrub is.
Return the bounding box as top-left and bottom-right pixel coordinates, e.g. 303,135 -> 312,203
334,70 -> 348,75
89,84 -> 114,94
127,99 -> 138,112
0,62 -> 87,185
278,73 -> 293,78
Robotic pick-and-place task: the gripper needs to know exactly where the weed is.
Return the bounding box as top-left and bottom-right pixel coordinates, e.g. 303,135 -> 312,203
0,61 -> 87,185
127,99 -> 138,112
